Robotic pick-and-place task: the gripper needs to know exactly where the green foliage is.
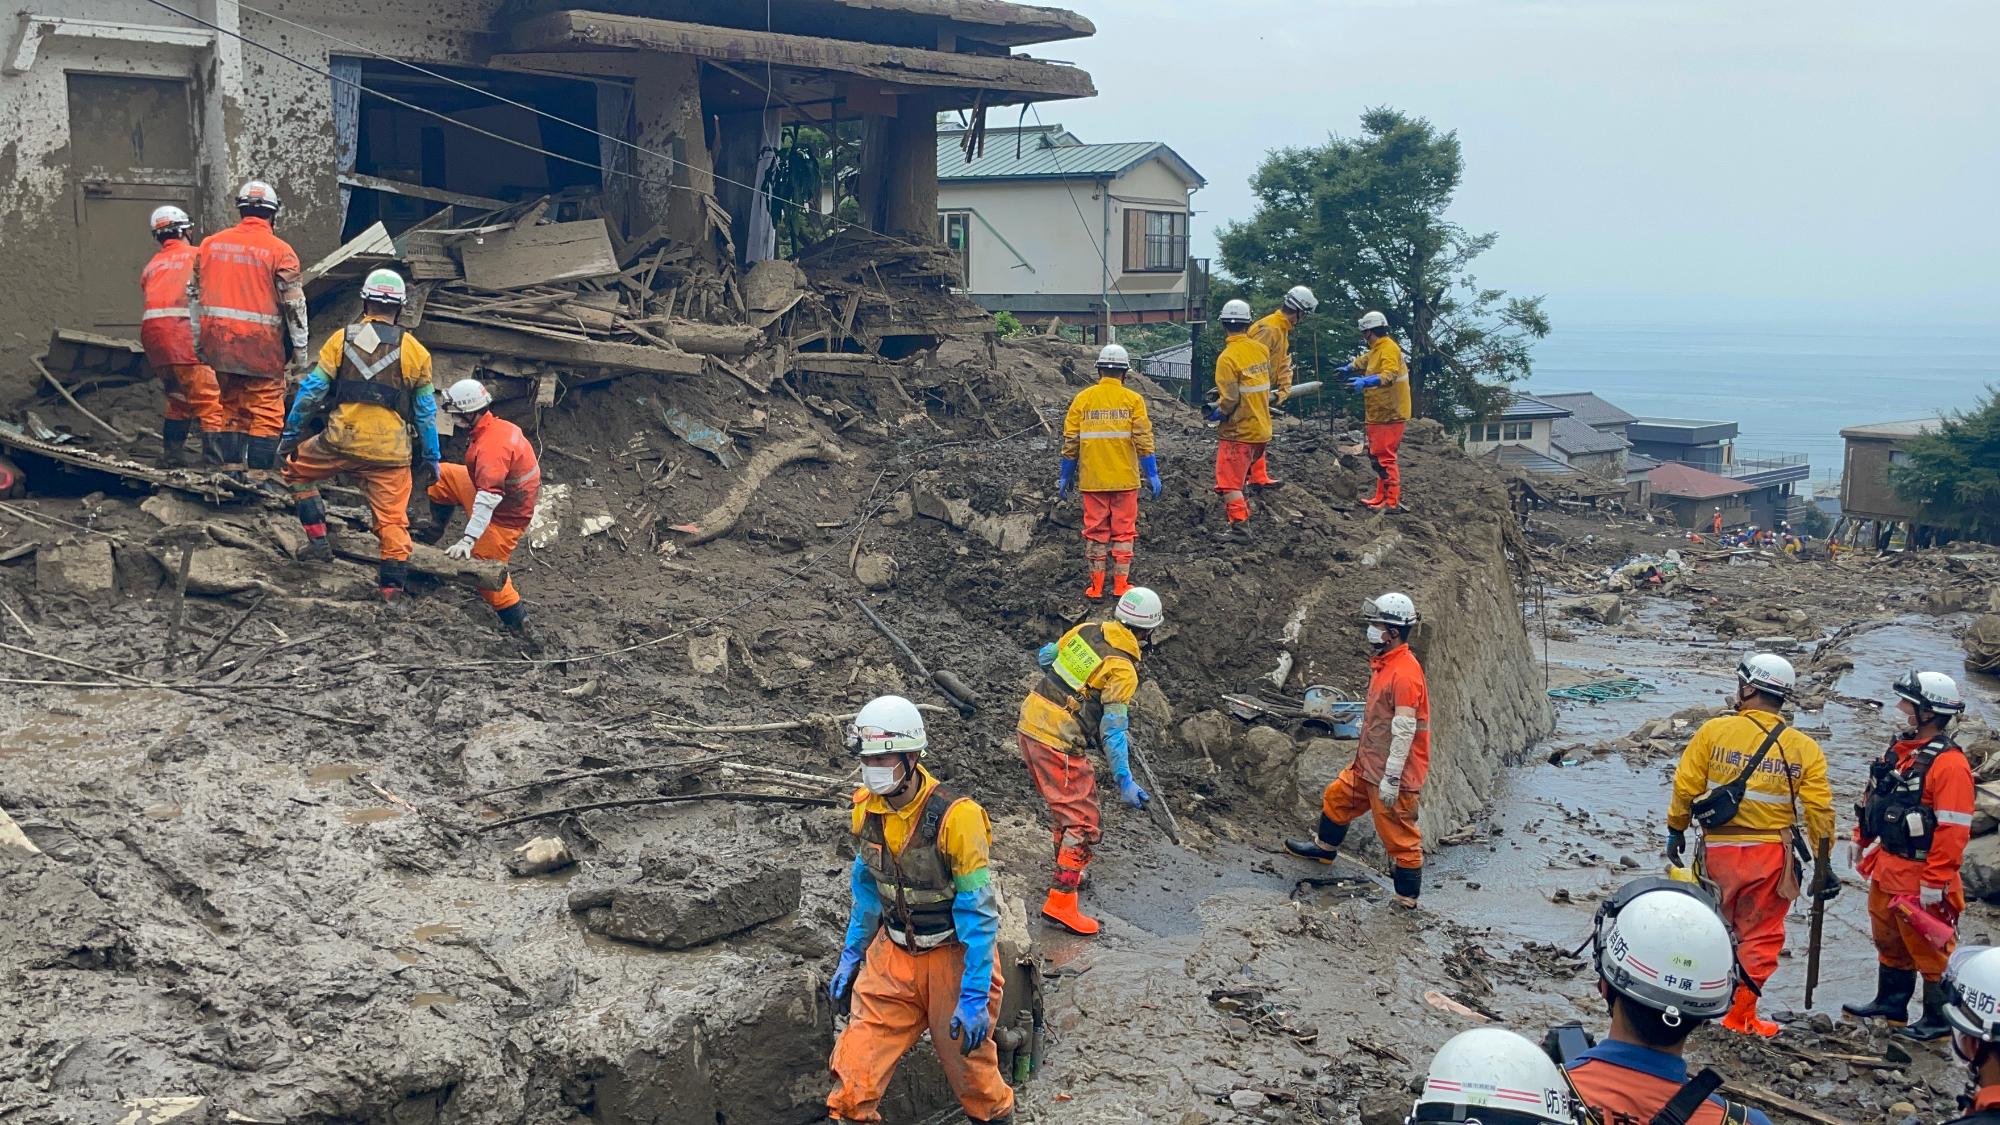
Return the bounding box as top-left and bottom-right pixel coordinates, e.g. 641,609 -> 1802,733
1888,388 -> 2000,540
994,311 -> 1026,338
1797,504 -> 1832,538
760,122 -> 864,257
1215,107 -> 1550,422
1116,322 -> 1189,358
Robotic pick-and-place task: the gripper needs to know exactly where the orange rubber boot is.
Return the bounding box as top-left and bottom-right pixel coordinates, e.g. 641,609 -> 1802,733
1040,888 -> 1100,936
1720,986 -> 1780,1038
1112,575 -> 1131,597
1084,571 -> 1106,599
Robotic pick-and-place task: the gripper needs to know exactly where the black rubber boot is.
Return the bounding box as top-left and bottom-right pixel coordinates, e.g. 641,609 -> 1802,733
1393,865 -> 1423,905
378,560 -> 409,603
496,601 -> 544,654
1842,965 -> 1916,1025
159,419 -> 192,468
1896,980 -> 1952,1041
416,500 -> 458,546
1285,814 -> 1348,862
201,432 -> 230,469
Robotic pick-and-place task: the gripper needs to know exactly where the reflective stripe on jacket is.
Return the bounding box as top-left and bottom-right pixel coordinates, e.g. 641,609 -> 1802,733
1062,377 -> 1154,492
1353,642 -> 1431,790
1857,735 -> 1974,895
1359,335 -> 1411,424
1214,332 -> 1273,444
140,238 -> 198,367
196,216 -> 301,377
313,319 -> 435,466
1667,711 -> 1835,846
1018,620 -> 1142,753
465,411 -> 542,529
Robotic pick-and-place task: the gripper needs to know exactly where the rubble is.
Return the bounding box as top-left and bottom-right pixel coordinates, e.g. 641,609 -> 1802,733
569,856 -> 802,951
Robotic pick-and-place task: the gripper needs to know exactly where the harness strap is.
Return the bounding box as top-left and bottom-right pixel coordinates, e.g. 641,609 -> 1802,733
1649,1067 -> 1733,1125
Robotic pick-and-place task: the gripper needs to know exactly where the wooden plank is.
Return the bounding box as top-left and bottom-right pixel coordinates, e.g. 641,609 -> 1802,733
419,320 -> 705,377
337,172 -> 509,211
301,222 -> 395,287
502,12 -> 1097,99
460,219 -> 620,291
331,540 -> 508,591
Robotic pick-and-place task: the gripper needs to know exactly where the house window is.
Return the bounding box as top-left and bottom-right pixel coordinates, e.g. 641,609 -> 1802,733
1501,421 -> 1535,442
1467,423 -> 1502,443
1122,209 -> 1188,273
936,211 -> 971,283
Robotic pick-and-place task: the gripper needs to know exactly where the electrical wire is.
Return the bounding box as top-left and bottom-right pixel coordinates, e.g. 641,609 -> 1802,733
1026,104 -> 1140,325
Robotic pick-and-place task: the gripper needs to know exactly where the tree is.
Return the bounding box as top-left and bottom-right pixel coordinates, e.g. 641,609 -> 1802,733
1215,108 -> 1550,422
1889,388 -> 2000,541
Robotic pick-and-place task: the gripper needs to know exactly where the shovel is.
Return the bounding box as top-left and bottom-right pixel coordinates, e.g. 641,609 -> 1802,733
854,598 -> 979,717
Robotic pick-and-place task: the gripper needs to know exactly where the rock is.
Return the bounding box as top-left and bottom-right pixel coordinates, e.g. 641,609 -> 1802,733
1808,1011 -> 1835,1033
581,513 -> 617,537
115,1096 -> 213,1124
1229,1089 -> 1267,1110
264,514 -> 308,560
1562,593 -> 1624,624
1963,833 -> 2000,902
508,836 -> 574,877
578,860 -> 801,950
1785,1061 -> 1812,1079
138,493 -> 213,527
911,481 -> 974,530
853,551 -> 898,591
878,491 -> 914,526
1177,710 -> 1238,765
1966,614 -> 2000,676
967,511 -> 1037,553
1359,1090 -> 1408,1125
525,481 -> 570,549
149,544 -> 268,596
1132,679 -> 1173,729
688,632 -> 730,678
36,539 -> 116,596
1237,726 -> 1299,800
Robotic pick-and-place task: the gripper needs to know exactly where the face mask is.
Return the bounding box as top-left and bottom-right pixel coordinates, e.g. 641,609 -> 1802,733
861,763 -> 903,795
1367,625 -> 1386,646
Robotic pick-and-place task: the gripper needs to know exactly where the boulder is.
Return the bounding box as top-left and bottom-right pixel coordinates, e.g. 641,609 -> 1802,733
1966,614 -> 2000,676
1176,709 -> 1237,766
575,858 -> 801,950
688,632 -> 730,678
1237,726 -> 1299,800
1131,679 -> 1173,730
1974,781 -> 2000,836
967,511 -> 1037,554
853,551 -> 898,591
35,539 -> 116,596
1963,833 -> 2000,903
1561,593 -> 1623,625
508,836 -> 574,877
138,493 -> 211,526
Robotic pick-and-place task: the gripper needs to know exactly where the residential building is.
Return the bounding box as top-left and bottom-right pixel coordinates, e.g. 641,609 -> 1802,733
1538,392 -> 1638,440
1629,417 -> 1810,528
936,123 -> 1204,332
1624,451 -> 1660,508
1837,418 -> 1945,525
1460,393 -> 1571,458
0,0 -> 1097,380
1549,415 -> 1629,481
1647,462 -> 1755,530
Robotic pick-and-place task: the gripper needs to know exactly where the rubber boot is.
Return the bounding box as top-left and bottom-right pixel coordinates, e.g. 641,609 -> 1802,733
1896,980 -> 1952,1041
1842,965 -> 1916,1025
1392,864 -> 1422,909
1084,570 -> 1106,599
200,432 -> 230,469
416,500 -> 458,547
1040,888 -> 1099,936
1285,815 -> 1348,863
247,436 -> 289,499
1214,522 -> 1252,545
496,602 -> 545,654
159,419 -> 192,468
379,560 -> 409,604
1111,575 -> 1131,598
300,533 -> 334,562
1720,985 -> 1780,1038
1362,479 -> 1387,508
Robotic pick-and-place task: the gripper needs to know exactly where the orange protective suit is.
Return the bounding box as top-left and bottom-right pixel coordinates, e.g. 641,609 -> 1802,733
827,935 -> 1010,1122
428,463 -> 523,611
1856,735 -> 1974,979
1318,642 -> 1430,877
282,435 -> 413,563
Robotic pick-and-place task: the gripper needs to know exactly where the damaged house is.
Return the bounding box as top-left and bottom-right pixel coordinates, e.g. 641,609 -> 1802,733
0,0 -> 1097,409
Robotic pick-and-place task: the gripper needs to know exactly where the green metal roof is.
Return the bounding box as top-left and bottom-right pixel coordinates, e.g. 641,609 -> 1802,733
937,129 -> 1204,186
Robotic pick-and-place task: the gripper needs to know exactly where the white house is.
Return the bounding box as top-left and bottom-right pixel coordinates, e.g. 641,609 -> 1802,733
935,123 -> 1204,333
1460,393 -> 1571,458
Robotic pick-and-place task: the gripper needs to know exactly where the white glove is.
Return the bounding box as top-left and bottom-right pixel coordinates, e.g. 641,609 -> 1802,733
445,536 -> 476,560
1921,884 -> 1946,910
1378,775 -> 1401,805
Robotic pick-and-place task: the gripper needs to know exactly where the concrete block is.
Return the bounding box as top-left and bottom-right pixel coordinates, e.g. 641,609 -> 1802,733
968,511 -> 1037,553
138,493 -> 210,526
583,861 -> 801,950
36,539 -> 116,596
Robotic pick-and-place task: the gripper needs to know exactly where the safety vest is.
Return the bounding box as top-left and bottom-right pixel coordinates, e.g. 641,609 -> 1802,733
1030,623 -> 1124,752
139,239 -> 199,367
859,783 -> 966,950
333,321 -> 413,416
1861,736 -> 1963,861
197,217 -> 294,377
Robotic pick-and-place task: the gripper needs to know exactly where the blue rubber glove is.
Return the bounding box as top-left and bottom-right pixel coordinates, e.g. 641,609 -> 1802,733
412,385 -> 442,464
1347,375 -> 1383,391
949,880 -> 1000,1055
282,367 -> 331,435
425,459 -> 443,485
1336,362 -> 1355,376
1205,406 -> 1226,423
1117,771 -> 1152,810
831,854 -> 882,1004
1057,457 -> 1076,501
1101,704 -> 1149,808
1037,642 -> 1057,669
1139,454 -> 1161,498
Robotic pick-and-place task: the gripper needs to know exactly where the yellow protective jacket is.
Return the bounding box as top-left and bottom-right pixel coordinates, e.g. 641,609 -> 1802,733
1063,377 -> 1155,492
1358,335 -> 1411,424
1667,710 -> 1835,847
1018,619 -> 1142,753
1214,332 -> 1273,444
1248,310 -> 1294,399
311,318 -> 436,466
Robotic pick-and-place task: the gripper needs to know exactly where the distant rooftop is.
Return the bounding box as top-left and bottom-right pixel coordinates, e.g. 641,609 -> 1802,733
937,125 -> 1204,185
1648,461 -> 1757,501
1492,446 -> 1583,479
1840,418 -> 1945,441
1634,417 -> 1735,429
1550,415 -> 1628,456
1538,391 -> 1637,430
1625,450 -> 1662,474
1491,392 -> 1572,421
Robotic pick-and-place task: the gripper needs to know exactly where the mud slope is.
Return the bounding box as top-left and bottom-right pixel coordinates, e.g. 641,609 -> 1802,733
1,338 -> 1549,1123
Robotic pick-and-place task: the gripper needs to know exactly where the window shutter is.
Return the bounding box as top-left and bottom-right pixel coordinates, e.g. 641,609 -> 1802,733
1124,209 -> 1146,272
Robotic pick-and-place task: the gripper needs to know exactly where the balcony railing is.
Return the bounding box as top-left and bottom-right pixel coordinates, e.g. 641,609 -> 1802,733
1667,450 -> 1809,482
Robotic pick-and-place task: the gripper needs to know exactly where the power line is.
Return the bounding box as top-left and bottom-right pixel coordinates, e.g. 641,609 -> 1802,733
1028,103 -> 1140,329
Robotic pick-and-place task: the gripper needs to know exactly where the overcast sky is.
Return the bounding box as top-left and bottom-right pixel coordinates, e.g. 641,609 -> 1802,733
1039,0 -> 1999,326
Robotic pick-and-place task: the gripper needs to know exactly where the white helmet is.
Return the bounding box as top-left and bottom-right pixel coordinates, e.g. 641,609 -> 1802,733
1219,299 -> 1253,326
1592,878 -> 1737,1023
1944,946 -> 2000,1064
1894,668 -> 1965,716
1096,344 -> 1131,372
235,179 -> 281,214
1736,653 -> 1796,699
149,205 -> 192,239
1358,310 -> 1389,332
360,268 -> 408,306
847,694 -> 927,758
1410,1028 -> 1580,1125
439,378 -> 494,415
1282,285 -> 1319,315
1114,586 -> 1164,631
1363,592 -> 1419,629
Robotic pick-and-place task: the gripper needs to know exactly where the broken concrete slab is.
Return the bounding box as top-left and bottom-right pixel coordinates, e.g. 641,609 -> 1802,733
1561,593 -> 1624,625
144,544 -> 268,597
689,632 -> 730,678
36,539 -> 116,596
853,551 -> 898,591
572,859 -> 801,950
967,510 -> 1036,553
138,493 -> 213,527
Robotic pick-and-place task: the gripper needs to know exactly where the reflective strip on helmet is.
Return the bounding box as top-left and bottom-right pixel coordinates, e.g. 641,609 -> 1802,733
142,308 -> 191,321
1938,810 -> 1975,827
1078,430 -> 1133,441
203,307 -> 282,326
344,345 -> 401,380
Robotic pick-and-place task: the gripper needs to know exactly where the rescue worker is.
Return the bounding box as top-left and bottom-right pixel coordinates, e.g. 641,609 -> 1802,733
1409,1027 -> 1585,1125
1207,299 -> 1272,543
1844,669 -> 1973,1039
1712,507 -> 1724,537
1057,344 -> 1158,598
278,269 -> 440,601
1561,878 -> 1773,1125
197,180 -> 307,487
1665,653 -> 1837,1037
423,379 -> 544,646
138,206 -> 226,468
1017,586 -> 1165,936
1245,285 -> 1317,489
1340,310 -> 1410,511
1940,946 -> 2000,1124
827,695 -> 1011,1125
1285,593 -> 1429,908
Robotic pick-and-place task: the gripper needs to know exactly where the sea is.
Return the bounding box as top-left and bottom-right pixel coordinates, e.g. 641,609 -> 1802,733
1523,321 -> 2000,492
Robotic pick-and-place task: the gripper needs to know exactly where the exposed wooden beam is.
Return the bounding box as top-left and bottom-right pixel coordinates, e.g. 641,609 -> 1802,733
508,10 -> 1095,101
419,320 -> 706,377
336,172 -> 510,211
